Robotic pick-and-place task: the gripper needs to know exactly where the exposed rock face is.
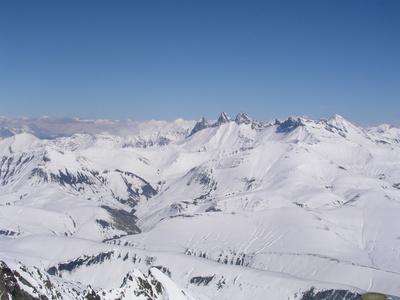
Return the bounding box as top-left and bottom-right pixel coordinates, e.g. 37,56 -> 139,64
276,117 -> 304,132
189,117 -> 210,136
215,111 -> 232,126
101,205 -> 141,236
1,260 -> 200,300
235,111 -> 253,125
301,287 -> 361,300
0,261 -> 42,300
235,111 -> 269,130
189,111 -> 269,136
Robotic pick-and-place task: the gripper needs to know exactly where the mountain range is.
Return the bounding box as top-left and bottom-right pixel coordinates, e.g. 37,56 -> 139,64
0,112 -> 400,299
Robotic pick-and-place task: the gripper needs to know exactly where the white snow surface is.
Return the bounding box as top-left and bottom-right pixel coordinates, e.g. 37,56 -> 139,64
0,113 -> 400,299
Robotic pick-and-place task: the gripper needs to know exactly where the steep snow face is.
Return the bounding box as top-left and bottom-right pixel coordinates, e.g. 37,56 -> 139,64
0,113 -> 400,299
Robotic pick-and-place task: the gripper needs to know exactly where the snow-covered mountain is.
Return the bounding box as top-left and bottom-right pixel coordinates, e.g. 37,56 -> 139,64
1,112 -> 400,299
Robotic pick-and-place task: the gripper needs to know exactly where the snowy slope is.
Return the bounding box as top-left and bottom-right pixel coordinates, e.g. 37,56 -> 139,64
0,112 -> 399,299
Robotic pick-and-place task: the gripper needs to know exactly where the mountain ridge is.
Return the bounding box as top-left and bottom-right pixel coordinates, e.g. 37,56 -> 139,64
1,112 -> 400,299
1,112 -> 399,144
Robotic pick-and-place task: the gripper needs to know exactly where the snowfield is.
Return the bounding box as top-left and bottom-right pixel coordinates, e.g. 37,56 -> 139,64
0,112 -> 400,299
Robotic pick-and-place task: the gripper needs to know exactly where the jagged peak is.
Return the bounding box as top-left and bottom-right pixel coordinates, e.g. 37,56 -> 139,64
235,111 -> 253,125
276,117 -> 304,133
189,112 -> 233,136
217,111 -> 232,124
198,117 -> 209,127
188,117 -> 210,136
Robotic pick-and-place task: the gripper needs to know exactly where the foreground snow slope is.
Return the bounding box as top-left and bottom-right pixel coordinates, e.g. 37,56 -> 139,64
0,112 -> 399,299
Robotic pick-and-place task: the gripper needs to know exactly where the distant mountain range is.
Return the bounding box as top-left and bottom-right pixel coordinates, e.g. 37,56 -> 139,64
1,112 -> 400,299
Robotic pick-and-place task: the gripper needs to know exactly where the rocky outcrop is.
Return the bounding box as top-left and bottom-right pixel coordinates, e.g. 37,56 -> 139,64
0,261 -> 40,300
189,117 -> 210,136
275,117 -> 304,133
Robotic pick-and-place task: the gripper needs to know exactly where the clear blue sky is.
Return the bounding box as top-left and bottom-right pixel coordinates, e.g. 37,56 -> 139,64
1,0 -> 399,125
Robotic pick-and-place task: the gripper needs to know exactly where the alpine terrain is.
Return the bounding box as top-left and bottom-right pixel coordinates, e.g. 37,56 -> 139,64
0,112 -> 399,299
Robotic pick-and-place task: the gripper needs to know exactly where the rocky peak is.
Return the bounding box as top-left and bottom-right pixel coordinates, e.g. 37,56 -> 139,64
277,117 -> 304,132
188,117 -> 210,136
217,111 -> 232,124
188,111 -> 270,136
235,111 -> 253,125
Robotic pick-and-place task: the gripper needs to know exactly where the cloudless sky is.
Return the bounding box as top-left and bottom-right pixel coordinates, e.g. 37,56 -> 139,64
1,0 -> 399,125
